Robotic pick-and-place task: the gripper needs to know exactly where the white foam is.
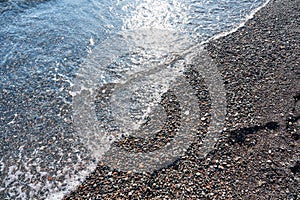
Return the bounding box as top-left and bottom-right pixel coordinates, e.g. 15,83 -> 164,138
205,0 -> 271,44
174,0 -> 271,64
110,64 -> 184,134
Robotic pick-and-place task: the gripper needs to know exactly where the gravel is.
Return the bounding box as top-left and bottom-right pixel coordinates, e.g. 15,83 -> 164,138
65,0 -> 299,199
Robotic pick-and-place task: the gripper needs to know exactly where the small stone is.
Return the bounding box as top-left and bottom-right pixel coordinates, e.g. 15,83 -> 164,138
127,171 -> 132,175
212,159 -> 219,164
233,156 -> 241,161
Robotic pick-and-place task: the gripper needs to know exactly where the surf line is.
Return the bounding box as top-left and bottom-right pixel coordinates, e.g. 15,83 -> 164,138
71,28 -> 227,173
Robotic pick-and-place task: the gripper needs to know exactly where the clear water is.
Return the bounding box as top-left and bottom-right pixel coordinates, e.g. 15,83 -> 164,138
1,0 -> 268,199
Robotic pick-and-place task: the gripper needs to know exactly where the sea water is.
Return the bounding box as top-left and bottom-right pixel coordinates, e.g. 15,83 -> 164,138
0,0 -> 269,199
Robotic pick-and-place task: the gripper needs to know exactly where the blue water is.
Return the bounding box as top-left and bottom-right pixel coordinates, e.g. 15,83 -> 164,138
0,0 -> 268,199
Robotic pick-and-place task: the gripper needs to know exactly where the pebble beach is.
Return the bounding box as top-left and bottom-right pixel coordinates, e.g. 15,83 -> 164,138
65,0 -> 299,199
0,0 -> 299,199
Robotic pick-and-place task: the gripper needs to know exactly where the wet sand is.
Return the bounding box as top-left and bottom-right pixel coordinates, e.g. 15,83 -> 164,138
66,0 -> 299,199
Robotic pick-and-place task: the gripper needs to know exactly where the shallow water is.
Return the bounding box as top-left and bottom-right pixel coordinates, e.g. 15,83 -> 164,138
1,0 -> 268,199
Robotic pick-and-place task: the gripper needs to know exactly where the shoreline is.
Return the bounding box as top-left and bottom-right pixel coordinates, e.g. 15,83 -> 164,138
204,0 -> 271,45
66,0 -> 299,199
